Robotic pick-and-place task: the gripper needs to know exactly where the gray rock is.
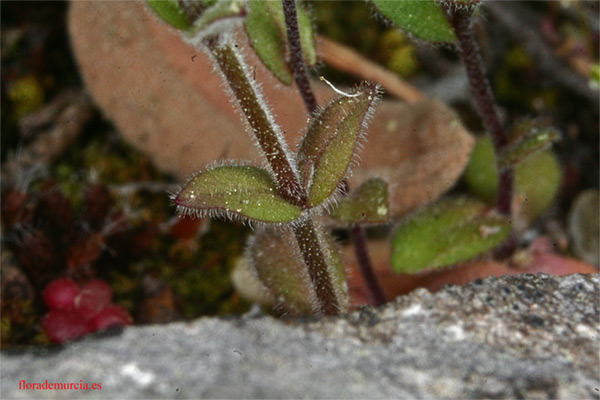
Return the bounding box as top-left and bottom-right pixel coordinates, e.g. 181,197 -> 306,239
2,273 -> 599,399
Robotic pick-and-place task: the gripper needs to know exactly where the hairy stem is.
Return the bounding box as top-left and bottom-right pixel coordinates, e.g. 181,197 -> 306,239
204,34 -> 344,315
449,7 -> 513,217
293,219 -> 340,316
282,0 -> 318,115
351,224 -> 386,306
204,36 -> 304,206
283,0 -> 380,300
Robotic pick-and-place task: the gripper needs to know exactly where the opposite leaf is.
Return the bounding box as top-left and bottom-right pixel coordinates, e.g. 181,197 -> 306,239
244,0 -> 316,85
499,126 -> 560,170
174,165 -> 302,223
391,197 -> 511,274
372,0 -> 456,43
245,0 -> 293,85
247,226 -> 348,315
465,136 -> 561,228
262,0 -> 317,66
297,82 -> 381,208
330,178 -> 389,224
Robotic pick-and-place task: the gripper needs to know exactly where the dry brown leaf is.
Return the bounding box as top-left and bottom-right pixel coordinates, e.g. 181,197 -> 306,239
69,1 -> 473,218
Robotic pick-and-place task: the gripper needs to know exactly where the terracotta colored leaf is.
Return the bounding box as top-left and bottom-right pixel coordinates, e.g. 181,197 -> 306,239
298,82 -> 381,208
174,165 -> 302,224
330,178 -> 389,224
372,0 -> 456,43
391,197 -> 511,274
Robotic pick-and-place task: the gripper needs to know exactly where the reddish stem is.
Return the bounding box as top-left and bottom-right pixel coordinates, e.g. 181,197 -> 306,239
449,7 -> 514,217
351,224 -> 387,306
204,37 -> 305,207
282,0 -> 318,115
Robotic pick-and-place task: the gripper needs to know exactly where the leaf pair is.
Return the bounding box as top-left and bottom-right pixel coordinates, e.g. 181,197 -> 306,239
465,135 -> 561,231
465,120 -> 561,228
246,225 -> 348,315
244,0 -> 316,85
298,82 -> 381,207
175,83 -> 381,226
146,0 -> 316,85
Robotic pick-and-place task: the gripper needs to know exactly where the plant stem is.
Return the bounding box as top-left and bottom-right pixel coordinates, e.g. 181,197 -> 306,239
449,7 -> 513,217
283,0 -> 381,306
293,219 -> 340,316
204,36 -> 305,207
204,34 -> 344,315
282,0 -> 318,115
350,224 -> 386,306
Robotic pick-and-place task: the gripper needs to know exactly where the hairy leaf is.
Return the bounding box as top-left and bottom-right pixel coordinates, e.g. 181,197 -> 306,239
298,82 -> 381,208
330,178 -> 389,224
174,165 -> 302,223
247,226 -> 348,315
391,197 -> 511,274
245,0 -> 293,85
262,0 -> 317,66
244,0 -> 316,85
465,137 -> 561,228
146,0 -> 192,30
372,0 -> 456,43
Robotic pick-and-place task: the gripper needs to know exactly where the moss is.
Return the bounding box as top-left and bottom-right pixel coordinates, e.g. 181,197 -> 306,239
7,75 -> 44,119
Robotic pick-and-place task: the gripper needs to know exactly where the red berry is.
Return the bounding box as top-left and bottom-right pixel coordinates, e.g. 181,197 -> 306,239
74,279 -> 113,320
89,304 -> 133,332
42,310 -> 90,343
42,279 -> 80,311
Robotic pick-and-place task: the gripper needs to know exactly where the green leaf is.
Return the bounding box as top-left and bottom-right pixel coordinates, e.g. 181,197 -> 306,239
174,165 -> 302,223
464,136 -> 497,203
245,0 -> 293,85
514,151 -> 562,227
146,0 -> 192,30
465,137 -> 562,225
244,0 -> 316,85
372,0 -> 456,43
248,226 -> 347,315
298,82 -> 381,208
391,197 -> 511,274
295,2 -> 318,66
330,178 -> 389,224
499,127 -> 559,170
261,0 -> 317,66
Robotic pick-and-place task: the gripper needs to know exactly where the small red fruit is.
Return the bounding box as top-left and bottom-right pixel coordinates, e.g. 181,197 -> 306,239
42,279 -> 80,311
89,304 -> 133,332
74,279 -> 113,320
42,310 -> 90,343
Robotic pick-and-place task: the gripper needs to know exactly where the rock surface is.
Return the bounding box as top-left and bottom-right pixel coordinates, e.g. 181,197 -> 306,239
3,273 -> 599,399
